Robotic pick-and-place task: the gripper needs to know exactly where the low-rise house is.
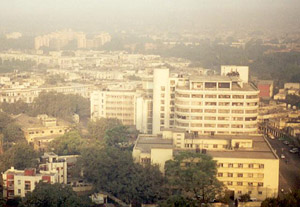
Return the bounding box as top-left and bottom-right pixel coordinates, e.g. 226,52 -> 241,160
14,114 -> 71,151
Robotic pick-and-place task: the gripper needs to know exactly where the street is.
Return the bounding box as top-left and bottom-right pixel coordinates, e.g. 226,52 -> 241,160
267,137 -> 300,195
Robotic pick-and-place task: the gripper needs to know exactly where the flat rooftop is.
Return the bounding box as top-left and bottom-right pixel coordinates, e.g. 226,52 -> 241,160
135,134 -> 278,160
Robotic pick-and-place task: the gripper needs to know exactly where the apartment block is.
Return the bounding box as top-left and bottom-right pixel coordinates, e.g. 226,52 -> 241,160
152,68 -> 259,135
91,90 -> 136,126
133,129 -> 279,201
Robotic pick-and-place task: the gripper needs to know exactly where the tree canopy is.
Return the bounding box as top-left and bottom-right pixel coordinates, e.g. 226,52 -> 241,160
261,189 -> 300,207
77,146 -> 166,204
0,142 -> 38,172
164,151 -> 223,204
87,118 -> 122,140
30,91 -> 90,122
49,130 -> 84,155
104,125 -> 130,148
21,182 -> 93,207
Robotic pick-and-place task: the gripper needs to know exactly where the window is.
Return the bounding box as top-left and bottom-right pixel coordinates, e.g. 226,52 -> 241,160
259,164 -> 264,169
228,173 -> 233,177
258,191 -> 263,195
248,182 -> 253,186
219,95 -> 230,99
237,173 -> 243,177
161,86 -> 165,91
238,163 -> 243,168
238,191 -> 242,194
248,173 -> 253,178
213,144 -> 218,148
217,173 -> 223,177
258,182 -> 264,187
248,191 -> 252,194
227,181 -> 233,186
237,182 -> 243,186
217,163 -> 224,167
18,180 -> 21,185
18,189 -> 21,194
228,163 -> 233,168
248,164 -> 254,168
25,181 -> 31,191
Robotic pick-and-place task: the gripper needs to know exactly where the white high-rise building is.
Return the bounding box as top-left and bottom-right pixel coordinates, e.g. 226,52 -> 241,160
152,68 -> 259,135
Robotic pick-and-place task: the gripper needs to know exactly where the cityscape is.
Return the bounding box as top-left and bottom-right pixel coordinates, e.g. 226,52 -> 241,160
0,0 -> 300,207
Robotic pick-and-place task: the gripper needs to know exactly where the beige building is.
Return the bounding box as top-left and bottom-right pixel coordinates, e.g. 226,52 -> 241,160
133,128 -> 279,201
91,90 -> 136,126
14,114 -> 70,151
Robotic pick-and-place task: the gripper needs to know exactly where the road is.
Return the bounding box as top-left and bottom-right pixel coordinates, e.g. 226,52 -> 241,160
267,137 -> 300,195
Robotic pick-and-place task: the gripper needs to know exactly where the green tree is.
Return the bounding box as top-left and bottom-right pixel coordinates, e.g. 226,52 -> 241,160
261,189 -> 300,207
104,125 -> 130,148
21,182 -> 93,207
87,118 -> 121,140
0,143 -> 38,172
49,131 -> 84,155
77,146 -> 166,204
30,92 -> 90,122
2,123 -> 25,143
1,100 -> 30,115
165,151 -> 223,204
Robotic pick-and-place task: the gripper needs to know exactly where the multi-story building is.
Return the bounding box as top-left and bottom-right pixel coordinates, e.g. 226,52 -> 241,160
2,168 -> 58,199
152,68 -> 259,135
133,128 -> 279,201
91,89 -> 136,126
2,152 -> 77,199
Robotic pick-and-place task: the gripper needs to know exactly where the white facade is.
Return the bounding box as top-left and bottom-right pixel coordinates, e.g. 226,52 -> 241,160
91,90 -> 136,126
221,65 -> 249,83
152,68 -> 259,135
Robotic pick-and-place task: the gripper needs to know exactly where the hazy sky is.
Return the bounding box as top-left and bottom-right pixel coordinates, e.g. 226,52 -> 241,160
0,0 -> 299,33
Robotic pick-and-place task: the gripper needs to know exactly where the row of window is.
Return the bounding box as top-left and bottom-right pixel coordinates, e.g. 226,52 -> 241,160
175,93 -> 258,99
176,108 -> 258,114
218,172 -> 264,178
218,163 -> 264,169
224,181 -> 264,187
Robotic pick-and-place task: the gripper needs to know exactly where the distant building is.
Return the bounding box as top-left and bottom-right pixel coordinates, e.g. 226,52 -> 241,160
133,128 -> 279,201
91,89 -> 136,126
257,80 -> 274,100
14,114 -> 71,151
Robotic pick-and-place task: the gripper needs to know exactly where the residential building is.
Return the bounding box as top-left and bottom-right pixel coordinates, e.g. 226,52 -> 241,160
256,80 -> 274,100
2,167 -> 58,199
133,128 -> 279,201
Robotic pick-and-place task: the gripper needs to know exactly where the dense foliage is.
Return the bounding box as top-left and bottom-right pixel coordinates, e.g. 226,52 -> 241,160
30,92 -> 90,122
87,118 -> 122,140
0,142 -> 38,172
0,58 -> 35,73
164,151 -> 223,205
21,182 -> 93,207
0,111 -> 25,143
261,189 -> 300,207
77,146 -> 166,204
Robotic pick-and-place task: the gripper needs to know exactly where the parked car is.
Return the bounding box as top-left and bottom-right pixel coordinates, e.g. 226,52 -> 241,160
281,154 -> 285,159
283,141 -> 290,145
288,144 -> 295,148
289,148 -> 299,153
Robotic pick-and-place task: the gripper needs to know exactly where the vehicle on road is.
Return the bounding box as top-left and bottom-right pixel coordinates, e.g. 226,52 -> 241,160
283,141 -> 290,145
281,154 -> 286,159
288,144 -> 294,148
289,148 -> 299,153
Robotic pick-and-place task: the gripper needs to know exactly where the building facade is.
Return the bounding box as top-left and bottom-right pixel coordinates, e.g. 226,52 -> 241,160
133,129 -> 279,201
152,68 -> 259,135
